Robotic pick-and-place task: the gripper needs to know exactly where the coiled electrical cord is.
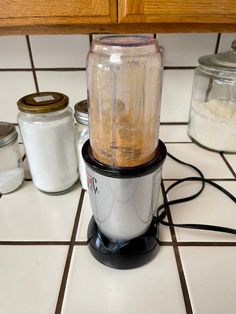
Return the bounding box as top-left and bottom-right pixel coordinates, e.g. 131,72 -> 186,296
156,152 -> 236,235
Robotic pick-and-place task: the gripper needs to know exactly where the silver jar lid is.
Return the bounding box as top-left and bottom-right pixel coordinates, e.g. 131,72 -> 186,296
198,40 -> 236,70
0,122 -> 18,148
74,100 -> 88,125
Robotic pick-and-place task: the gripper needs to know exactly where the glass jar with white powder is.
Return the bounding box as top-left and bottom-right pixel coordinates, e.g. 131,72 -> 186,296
188,40 -> 236,152
74,100 -> 89,190
17,92 -> 79,194
0,122 -> 24,194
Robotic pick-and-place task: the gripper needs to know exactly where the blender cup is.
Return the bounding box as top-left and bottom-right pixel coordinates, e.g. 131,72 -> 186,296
87,35 -> 163,168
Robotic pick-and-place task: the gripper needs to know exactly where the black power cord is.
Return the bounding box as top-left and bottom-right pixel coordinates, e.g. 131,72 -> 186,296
156,152 -> 236,235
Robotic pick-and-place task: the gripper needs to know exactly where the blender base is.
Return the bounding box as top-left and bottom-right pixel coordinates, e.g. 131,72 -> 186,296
87,216 -> 159,269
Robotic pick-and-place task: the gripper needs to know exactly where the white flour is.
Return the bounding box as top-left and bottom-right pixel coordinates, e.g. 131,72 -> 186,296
188,99 -> 236,152
19,112 -> 78,193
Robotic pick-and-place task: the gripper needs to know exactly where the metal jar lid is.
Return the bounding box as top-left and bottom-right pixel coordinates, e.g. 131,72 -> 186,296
0,122 -> 18,148
198,40 -> 236,71
74,100 -> 88,125
17,92 -> 69,114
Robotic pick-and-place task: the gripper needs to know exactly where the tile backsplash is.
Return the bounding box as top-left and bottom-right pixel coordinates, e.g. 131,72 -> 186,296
0,33 -> 235,123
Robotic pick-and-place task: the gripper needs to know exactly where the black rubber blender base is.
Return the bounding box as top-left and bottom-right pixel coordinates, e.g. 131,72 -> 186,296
87,216 -> 160,269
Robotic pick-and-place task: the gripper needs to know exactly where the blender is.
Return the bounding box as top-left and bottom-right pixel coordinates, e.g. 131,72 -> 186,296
82,35 -> 166,269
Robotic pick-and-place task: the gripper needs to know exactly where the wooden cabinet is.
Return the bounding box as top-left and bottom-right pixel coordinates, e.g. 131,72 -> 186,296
118,0 -> 236,24
0,0 -> 117,34
0,0 -> 236,34
118,0 -> 236,32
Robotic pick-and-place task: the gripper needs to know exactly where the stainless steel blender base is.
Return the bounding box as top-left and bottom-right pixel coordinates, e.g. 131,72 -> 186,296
87,216 -> 160,269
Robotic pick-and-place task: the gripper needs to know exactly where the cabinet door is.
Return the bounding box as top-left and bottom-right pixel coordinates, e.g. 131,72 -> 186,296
0,0 -> 116,29
118,0 -> 236,24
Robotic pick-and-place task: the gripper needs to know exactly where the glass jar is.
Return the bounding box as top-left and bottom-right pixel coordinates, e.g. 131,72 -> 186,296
188,40 -> 236,152
17,92 -> 79,194
87,35 -> 163,168
74,100 -> 89,190
0,122 -> 24,194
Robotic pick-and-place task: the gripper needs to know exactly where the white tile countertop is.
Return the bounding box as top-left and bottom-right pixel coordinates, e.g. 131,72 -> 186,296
0,124 -> 235,314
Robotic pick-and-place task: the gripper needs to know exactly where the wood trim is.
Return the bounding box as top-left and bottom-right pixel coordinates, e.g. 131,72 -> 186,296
0,22 -> 236,35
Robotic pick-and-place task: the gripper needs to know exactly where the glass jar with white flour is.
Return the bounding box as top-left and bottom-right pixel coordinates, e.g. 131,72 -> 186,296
0,122 -> 24,194
17,92 -> 79,194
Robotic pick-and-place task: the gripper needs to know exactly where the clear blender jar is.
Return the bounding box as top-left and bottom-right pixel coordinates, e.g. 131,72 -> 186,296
87,35 -> 163,168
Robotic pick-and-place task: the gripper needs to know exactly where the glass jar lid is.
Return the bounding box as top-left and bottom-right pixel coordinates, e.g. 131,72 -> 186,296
17,92 -> 69,114
198,40 -> 236,71
74,100 -> 88,125
0,122 -> 18,147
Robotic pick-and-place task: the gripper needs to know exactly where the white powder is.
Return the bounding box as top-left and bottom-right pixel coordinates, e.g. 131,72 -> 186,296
188,99 -> 236,152
0,168 -> 24,194
19,112 -> 79,193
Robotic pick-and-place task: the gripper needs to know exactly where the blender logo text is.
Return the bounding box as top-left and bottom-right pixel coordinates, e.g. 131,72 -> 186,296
87,174 -> 99,194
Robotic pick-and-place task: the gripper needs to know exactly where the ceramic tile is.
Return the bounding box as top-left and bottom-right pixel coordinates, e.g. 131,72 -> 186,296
0,245 -> 67,314
159,124 -> 191,143
160,70 -> 194,123
36,71 -> 87,109
30,35 -> 90,68
162,143 -> 234,179
179,247 -> 236,314
218,33 -> 236,52
157,33 -> 217,66
0,36 -> 31,68
224,153 -> 236,175
76,189 -> 171,242
164,180 -> 236,242
0,181 -> 81,240
0,72 -> 36,122
62,246 -> 186,314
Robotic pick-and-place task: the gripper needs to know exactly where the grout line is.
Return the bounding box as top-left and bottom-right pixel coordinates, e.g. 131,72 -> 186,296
0,68 -> 32,71
35,67 -> 86,71
0,241 -> 70,245
214,33 -> 222,53
74,241 -> 89,246
89,34 -> 93,46
164,66 -> 196,70
160,122 -> 188,125
55,189 -> 85,314
161,181 -> 193,314
158,241 -> 173,246
26,35 -> 40,93
220,153 -> 236,179
164,141 -> 193,144
177,242 -> 236,246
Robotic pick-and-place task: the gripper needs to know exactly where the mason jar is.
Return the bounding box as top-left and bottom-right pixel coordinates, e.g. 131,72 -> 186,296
0,122 -> 24,194
17,92 -> 79,194
74,100 -> 89,190
188,40 -> 236,152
